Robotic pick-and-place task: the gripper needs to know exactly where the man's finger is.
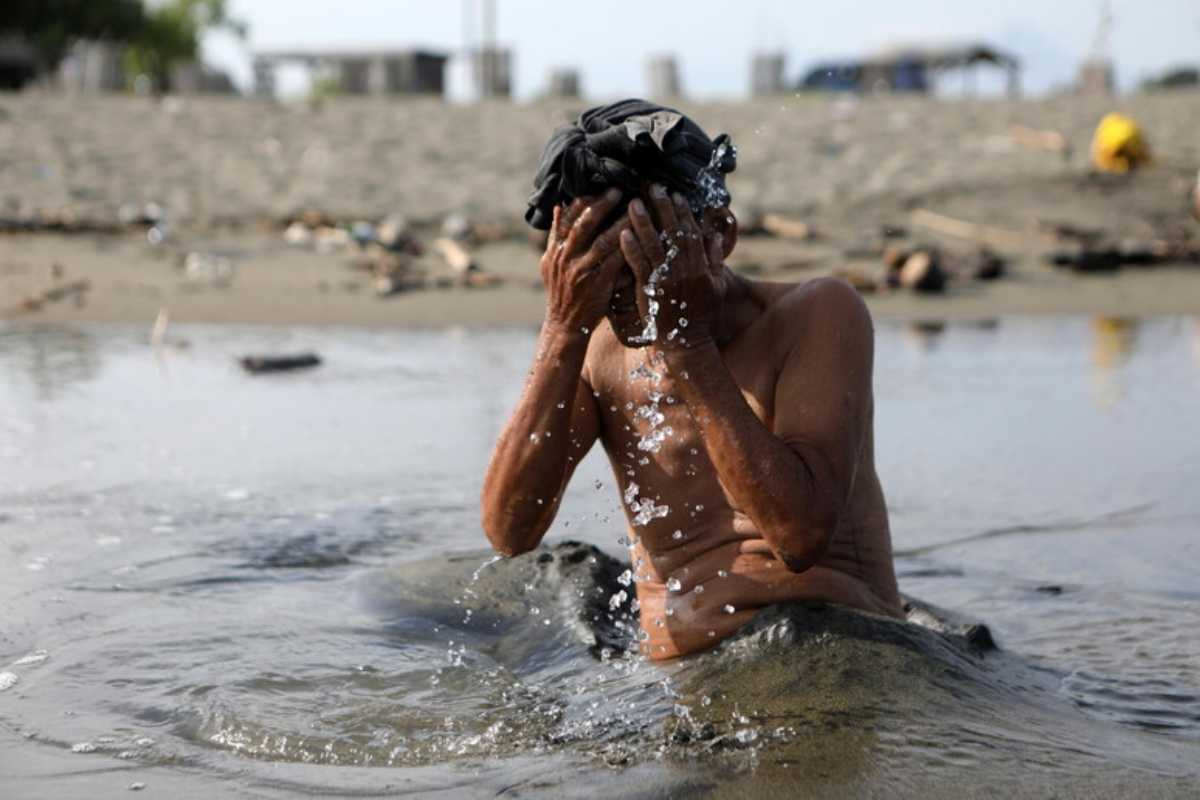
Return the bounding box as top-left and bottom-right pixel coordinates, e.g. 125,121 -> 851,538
672,192 -> 706,267
559,196 -> 591,237
547,204 -> 563,251
564,189 -> 622,255
647,184 -> 680,239
620,228 -> 652,284
628,198 -> 667,268
587,217 -> 632,264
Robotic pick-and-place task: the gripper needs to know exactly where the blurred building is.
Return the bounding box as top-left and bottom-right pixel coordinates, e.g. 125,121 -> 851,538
253,48 -> 449,98
750,52 -> 787,96
470,46 -> 512,98
1076,59 -> 1115,95
57,40 -> 126,92
646,55 -> 683,99
800,43 -> 1021,98
544,67 -> 581,99
0,36 -> 38,90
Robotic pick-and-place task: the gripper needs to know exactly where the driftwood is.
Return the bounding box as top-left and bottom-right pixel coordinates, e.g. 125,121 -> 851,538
239,353 -> 322,374
433,237 -> 476,273
760,213 -> 815,240
1009,125 -> 1071,159
6,279 -> 90,314
910,208 -> 1032,250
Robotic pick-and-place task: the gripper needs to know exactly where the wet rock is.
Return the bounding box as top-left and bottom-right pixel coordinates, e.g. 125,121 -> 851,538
239,353 -> 321,374
965,247 -> 1006,281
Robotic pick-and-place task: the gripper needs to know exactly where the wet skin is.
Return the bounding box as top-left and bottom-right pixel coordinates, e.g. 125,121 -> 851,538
481,187 -> 902,660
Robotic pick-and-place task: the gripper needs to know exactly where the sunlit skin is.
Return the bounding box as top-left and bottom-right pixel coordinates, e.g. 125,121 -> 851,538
481,185 -> 902,660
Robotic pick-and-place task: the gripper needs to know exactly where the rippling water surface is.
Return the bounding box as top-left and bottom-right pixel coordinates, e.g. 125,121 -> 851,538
1,317 -> 1198,798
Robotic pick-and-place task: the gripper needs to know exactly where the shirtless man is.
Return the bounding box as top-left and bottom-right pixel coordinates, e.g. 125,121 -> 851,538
481,103 -> 902,660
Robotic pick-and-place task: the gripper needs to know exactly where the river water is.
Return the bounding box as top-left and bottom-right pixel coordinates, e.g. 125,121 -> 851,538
1,317 -> 1198,798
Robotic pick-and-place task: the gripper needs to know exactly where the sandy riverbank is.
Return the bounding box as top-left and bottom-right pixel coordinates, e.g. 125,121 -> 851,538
2,92 -> 1199,326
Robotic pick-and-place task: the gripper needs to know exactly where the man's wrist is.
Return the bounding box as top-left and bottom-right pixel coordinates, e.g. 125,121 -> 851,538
539,316 -> 593,354
660,336 -> 721,371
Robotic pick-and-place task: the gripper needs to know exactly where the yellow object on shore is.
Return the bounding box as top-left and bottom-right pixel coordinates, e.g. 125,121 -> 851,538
1091,113 -> 1150,173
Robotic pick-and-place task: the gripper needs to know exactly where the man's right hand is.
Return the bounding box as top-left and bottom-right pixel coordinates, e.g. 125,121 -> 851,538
541,189 -> 631,334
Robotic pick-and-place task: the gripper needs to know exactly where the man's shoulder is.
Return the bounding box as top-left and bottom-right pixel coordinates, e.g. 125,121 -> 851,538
759,276 -> 873,343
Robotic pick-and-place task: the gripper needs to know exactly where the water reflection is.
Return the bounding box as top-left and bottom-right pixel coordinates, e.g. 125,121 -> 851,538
1090,316 -> 1140,408
0,324 -> 103,401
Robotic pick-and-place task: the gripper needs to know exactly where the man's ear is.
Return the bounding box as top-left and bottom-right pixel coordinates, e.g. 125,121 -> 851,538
705,207 -> 738,259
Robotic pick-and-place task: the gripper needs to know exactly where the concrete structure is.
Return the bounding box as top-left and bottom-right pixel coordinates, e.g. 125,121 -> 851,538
801,43 -> 1021,98
646,55 -> 683,99
470,46 -> 513,99
750,52 -> 787,96
1077,59 -> 1115,95
170,62 -> 238,95
58,41 -> 125,93
252,48 -> 449,99
545,68 -> 581,99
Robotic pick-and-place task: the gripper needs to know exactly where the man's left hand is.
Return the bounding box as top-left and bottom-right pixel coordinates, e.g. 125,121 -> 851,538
619,185 -> 726,350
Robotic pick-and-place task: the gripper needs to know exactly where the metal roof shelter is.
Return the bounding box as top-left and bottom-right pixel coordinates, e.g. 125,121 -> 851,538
802,42 -> 1021,98
252,47 -> 449,98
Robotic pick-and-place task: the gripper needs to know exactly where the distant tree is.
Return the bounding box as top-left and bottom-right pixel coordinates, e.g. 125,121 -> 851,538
124,0 -> 247,91
1,0 -> 146,71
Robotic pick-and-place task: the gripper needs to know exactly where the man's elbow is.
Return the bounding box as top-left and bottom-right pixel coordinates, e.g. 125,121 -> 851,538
480,508 -> 541,558
772,526 -> 833,573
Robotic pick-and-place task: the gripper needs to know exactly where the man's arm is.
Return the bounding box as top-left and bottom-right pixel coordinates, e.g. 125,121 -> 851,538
619,189 -> 871,571
665,280 -> 872,571
480,191 -> 629,556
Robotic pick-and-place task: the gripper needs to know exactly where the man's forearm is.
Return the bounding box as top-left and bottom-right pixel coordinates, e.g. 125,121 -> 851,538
480,323 -> 594,556
664,344 -> 840,570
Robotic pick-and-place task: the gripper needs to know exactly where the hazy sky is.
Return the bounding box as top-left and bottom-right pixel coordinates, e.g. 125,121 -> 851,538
204,0 -> 1200,98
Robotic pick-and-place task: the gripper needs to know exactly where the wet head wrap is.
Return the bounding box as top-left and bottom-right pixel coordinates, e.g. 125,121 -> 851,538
525,99 -> 737,230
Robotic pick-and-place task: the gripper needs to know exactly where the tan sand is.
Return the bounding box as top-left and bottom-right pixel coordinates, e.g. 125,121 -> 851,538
2,92 -> 1199,326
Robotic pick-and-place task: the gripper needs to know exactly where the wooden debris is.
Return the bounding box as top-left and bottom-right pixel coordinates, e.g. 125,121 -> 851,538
434,237 -> 476,273
1010,125 -> 1071,159
239,353 -> 322,374
7,279 -> 90,314
761,213 -> 815,240
897,250 -> 947,293
910,208 -> 1031,250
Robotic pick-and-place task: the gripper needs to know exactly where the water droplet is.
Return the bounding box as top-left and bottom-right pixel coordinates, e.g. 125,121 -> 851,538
723,604 -> 736,614
666,577 -> 682,592
701,695 -> 713,707
617,569 -> 633,587
530,607 -> 540,615
556,401 -> 566,409
717,569 -> 728,578
707,630 -> 716,638
665,608 -> 675,616
694,585 -> 705,594
672,530 -> 684,540
581,326 -> 590,334
529,433 -> 540,444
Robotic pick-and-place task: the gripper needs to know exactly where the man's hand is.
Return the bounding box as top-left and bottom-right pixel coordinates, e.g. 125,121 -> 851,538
541,189 -> 631,334
618,184 -> 726,350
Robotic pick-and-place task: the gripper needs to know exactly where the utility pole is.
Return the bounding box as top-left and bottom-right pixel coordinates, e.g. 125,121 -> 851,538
481,0 -> 496,99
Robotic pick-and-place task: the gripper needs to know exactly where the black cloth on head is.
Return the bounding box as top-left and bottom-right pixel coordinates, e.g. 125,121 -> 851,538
525,99 -> 737,230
